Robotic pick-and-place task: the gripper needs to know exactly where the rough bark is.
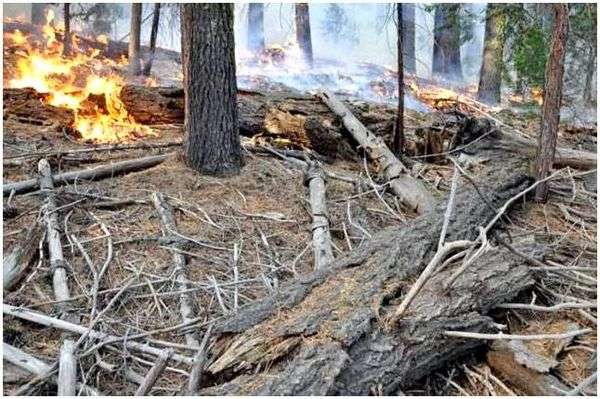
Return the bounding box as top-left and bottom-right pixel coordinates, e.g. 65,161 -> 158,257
62,3 -> 71,57
143,3 -> 161,77
305,163 -> 334,270
31,3 -> 47,26
318,90 -> 435,214
195,173 -> 535,395
128,3 -> 142,76
534,4 -> 569,202
402,4 -> 416,74
181,3 -> 242,176
432,4 -> 462,81
3,222 -> 43,291
394,4 -> 405,155
247,3 -> 265,53
477,4 -> 506,105
295,3 -> 314,68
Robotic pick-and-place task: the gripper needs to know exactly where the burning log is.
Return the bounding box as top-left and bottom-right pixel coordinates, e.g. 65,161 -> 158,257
197,173 -> 536,395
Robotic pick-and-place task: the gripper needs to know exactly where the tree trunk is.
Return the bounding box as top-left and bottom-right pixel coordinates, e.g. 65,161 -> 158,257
62,3 -> 71,57
198,173 -> 536,395
534,4 -> 569,202
582,43 -> 596,105
295,3 -> 314,68
394,4 -> 405,155
31,3 -> 47,26
128,3 -> 142,76
247,3 -> 265,53
402,4 -> 416,74
477,4 -> 506,105
143,3 -> 161,76
432,4 -> 462,81
181,3 -> 242,176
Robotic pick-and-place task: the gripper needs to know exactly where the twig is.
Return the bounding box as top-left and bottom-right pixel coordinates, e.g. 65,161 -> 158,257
444,328 -> 592,340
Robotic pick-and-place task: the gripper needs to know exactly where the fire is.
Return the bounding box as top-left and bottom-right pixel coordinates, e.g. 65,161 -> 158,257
4,10 -> 152,143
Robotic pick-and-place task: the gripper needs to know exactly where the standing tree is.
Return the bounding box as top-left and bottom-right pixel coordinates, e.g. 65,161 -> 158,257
143,3 -> 162,76
247,3 -> 265,53
402,4 -> 416,74
31,3 -> 47,26
534,4 -> 569,202
128,3 -> 142,76
62,3 -> 71,57
181,3 -> 242,175
295,3 -> 314,67
477,4 -> 507,105
393,4 -> 405,155
432,4 -> 462,81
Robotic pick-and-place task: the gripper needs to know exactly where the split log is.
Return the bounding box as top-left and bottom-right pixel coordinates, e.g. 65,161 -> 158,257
305,162 -> 334,270
317,89 -> 434,213
2,304 -> 194,365
193,173 -> 537,395
3,343 -> 101,396
3,153 -> 171,196
135,349 -> 172,396
3,221 -> 43,291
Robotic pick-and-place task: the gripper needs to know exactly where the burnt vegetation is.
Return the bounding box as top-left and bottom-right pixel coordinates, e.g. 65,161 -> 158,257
2,2 -> 598,396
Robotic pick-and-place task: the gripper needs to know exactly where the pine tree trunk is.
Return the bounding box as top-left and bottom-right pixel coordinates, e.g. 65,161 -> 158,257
394,4 -> 405,155
432,4 -> 462,81
128,3 -> 142,76
402,4 -> 416,74
62,3 -> 71,57
477,4 -> 506,105
181,3 -> 243,176
583,44 -> 596,105
534,4 -> 569,202
143,3 -> 161,76
247,3 -> 265,53
295,3 -> 314,68
31,3 -> 47,26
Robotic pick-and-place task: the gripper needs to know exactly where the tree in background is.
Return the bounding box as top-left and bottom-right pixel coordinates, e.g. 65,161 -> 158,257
402,4 -> 416,74
62,3 -> 71,56
534,4 -> 569,202
320,4 -> 359,47
128,3 -> 142,76
181,3 -> 242,176
31,3 -> 47,25
567,4 -> 597,105
477,4 -> 507,105
143,3 -> 162,76
247,3 -> 265,53
295,3 -> 313,68
393,3 -> 404,155
432,4 -> 462,81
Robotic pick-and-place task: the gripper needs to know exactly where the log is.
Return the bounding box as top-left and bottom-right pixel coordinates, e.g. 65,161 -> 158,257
3,221 -> 43,291
3,154 -> 171,196
305,162 -> 334,270
3,343 -> 101,396
194,173 -> 537,395
57,339 -> 77,396
317,89 -> 434,213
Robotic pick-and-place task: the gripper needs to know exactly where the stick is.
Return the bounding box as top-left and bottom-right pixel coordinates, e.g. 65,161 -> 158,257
57,339 -> 77,396
444,328 -> 592,341
496,302 -> 596,312
4,153 -> 171,195
135,349 -> 172,396
187,324 -> 213,395
317,89 -> 434,214
306,162 -> 334,270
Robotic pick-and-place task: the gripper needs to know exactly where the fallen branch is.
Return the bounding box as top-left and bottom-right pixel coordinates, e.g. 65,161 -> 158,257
443,328 -> 591,341
135,349 -> 172,396
3,221 -> 43,291
305,162 -> 334,270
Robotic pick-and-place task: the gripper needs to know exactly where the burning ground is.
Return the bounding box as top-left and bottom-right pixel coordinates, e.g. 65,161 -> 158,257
2,15 -> 598,397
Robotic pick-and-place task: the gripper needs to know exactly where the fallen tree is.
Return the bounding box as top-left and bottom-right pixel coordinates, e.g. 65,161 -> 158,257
186,171 -> 539,395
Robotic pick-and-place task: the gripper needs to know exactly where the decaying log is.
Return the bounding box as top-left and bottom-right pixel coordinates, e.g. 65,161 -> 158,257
39,159 -> 77,395
3,343 -> 101,396
305,162 -> 334,270
3,153 -> 171,196
193,173 -> 537,395
317,89 -> 434,213
3,221 -> 43,291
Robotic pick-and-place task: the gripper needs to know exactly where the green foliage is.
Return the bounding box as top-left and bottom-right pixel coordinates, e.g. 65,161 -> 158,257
512,26 -> 550,88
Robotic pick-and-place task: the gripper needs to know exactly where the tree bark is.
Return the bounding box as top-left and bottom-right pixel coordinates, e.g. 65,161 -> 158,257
477,4 -> 506,105
62,3 -> 71,57
402,4 -> 416,74
394,3 -> 405,155
295,3 -> 314,68
432,4 -> 462,81
197,173 -> 536,395
128,3 -> 143,76
143,3 -> 161,76
534,4 -> 569,202
31,3 -> 47,26
247,3 -> 265,53
181,3 -> 242,176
